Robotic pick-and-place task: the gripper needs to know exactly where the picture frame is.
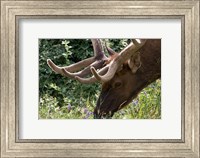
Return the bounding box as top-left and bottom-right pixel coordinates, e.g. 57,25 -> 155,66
1,0 -> 199,157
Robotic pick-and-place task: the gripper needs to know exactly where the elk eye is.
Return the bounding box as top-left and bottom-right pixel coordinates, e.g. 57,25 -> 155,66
113,82 -> 122,88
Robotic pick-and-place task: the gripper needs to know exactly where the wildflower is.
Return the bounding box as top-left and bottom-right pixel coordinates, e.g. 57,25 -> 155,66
83,108 -> 88,114
132,100 -> 138,106
84,111 -> 93,119
67,103 -> 71,112
144,91 -> 147,96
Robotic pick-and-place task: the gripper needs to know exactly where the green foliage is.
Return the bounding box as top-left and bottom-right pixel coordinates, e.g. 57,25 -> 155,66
39,39 -> 161,119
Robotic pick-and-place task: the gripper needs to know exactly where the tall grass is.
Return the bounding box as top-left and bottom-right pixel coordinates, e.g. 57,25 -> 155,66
39,79 -> 161,119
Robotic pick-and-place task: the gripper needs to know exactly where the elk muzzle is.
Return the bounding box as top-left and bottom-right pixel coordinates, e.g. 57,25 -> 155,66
93,88 -> 128,119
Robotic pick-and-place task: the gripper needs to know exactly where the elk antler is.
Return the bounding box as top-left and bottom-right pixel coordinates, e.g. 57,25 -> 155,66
90,39 -> 146,83
47,39 -> 108,81
47,39 -> 146,84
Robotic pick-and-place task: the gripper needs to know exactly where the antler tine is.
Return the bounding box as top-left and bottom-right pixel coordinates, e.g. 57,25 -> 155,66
75,76 -> 97,84
61,60 -> 105,78
75,66 -> 109,84
91,39 -> 147,83
47,56 -> 95,74
91,62 -> 118,83
92,39 -> 107,60
105,43 -> 117,56
132,39 -> 139,46
47,59 -> 63,74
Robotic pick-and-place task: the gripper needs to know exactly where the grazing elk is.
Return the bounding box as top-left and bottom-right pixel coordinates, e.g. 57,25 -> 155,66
47,39 -> 161,118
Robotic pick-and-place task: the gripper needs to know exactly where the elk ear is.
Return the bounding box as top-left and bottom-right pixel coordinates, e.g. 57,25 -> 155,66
128,52 -> 141,73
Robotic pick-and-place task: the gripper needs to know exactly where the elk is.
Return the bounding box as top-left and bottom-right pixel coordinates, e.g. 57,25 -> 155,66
47,39 -> 161,119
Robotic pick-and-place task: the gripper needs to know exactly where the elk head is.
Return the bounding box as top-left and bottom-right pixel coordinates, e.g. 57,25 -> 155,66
47,39 -> 161,119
